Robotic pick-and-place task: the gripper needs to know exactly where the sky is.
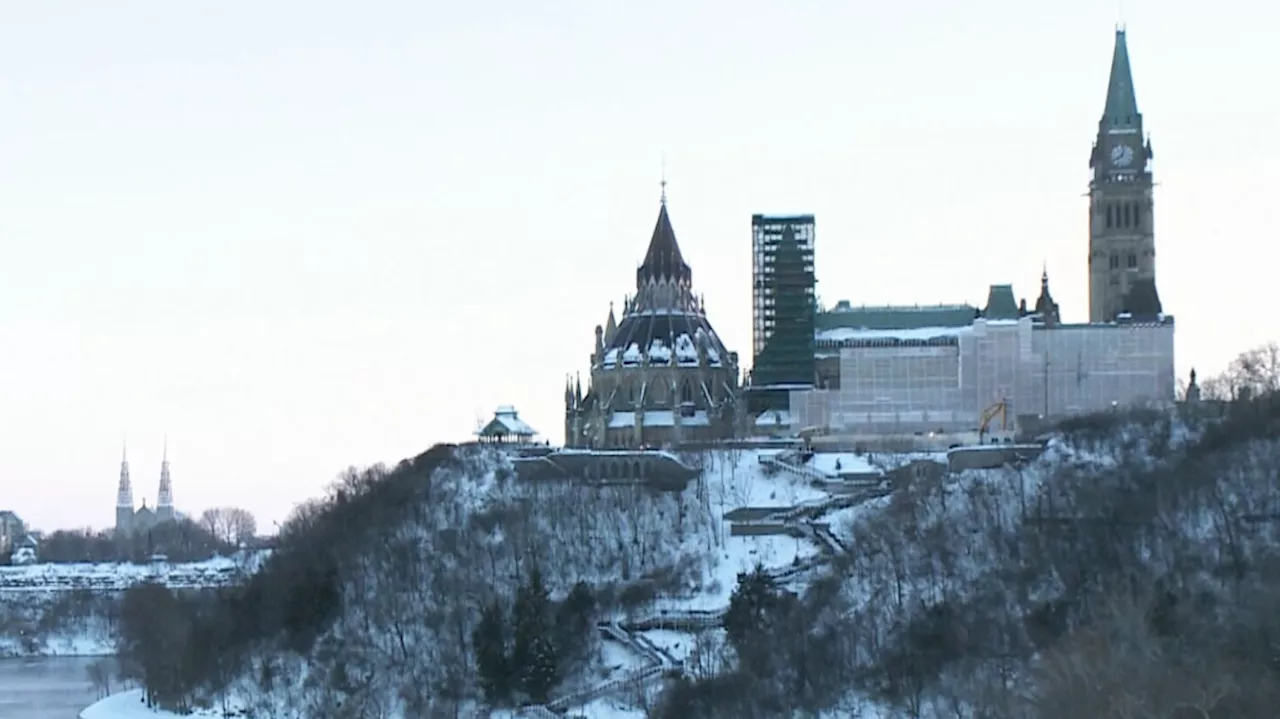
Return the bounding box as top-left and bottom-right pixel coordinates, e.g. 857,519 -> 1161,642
1,0 -> 1277,533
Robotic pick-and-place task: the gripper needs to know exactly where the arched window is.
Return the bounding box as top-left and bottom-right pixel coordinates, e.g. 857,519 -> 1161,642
680,382 -> 693,404
1105,205 -> 1113,228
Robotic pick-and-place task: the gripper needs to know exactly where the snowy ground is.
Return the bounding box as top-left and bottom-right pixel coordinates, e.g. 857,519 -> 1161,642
0,552 -> 267,593
705,448 -> 829,509
80,689 -> 189,719
638,628 -> 698,663
0,621 -> 116,658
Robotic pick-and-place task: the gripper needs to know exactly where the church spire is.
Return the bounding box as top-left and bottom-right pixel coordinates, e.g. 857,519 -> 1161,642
1101,28 -> 1141,133
157,436 -> 173,510
116,438 -> 133,509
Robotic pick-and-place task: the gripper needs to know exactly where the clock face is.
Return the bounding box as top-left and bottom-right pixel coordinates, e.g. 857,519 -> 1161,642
1110,144 -> 1135,167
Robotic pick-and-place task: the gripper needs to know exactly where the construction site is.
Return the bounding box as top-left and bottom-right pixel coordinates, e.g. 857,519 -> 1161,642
790,312 -> 1176,446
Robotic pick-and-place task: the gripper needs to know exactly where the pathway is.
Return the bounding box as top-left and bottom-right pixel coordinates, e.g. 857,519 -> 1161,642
514,462 -> 890,716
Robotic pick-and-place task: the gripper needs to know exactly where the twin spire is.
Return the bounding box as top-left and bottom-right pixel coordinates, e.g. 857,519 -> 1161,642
116,438 -> 174,511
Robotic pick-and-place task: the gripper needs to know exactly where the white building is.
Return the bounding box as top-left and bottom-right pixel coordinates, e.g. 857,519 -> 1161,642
793,280 -> 1175,436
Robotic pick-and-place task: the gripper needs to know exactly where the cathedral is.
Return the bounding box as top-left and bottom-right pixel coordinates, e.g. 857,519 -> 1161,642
114,442 -> 176,537
564,189 -> 743,448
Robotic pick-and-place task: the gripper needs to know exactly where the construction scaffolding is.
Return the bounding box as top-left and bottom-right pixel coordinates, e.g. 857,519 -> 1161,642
751,214 -> 816,371
790,317 -> 1176,436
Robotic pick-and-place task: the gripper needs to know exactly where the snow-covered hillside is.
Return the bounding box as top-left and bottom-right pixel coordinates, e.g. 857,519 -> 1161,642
651,406 -> 1280,718
99,443 -> 867,719
90,402 -> 1280,719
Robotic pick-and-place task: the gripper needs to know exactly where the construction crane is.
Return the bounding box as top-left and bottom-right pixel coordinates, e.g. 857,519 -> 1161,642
978,399 -> 1008,444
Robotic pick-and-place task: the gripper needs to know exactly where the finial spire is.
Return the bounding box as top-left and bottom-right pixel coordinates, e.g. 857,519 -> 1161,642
659,155 -> 667,206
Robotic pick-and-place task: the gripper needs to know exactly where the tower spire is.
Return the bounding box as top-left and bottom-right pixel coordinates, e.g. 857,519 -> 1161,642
1102,28 -> 1140,132
659,156 -> 668,206
157,437 -> 174,517
116,438 -> 133,509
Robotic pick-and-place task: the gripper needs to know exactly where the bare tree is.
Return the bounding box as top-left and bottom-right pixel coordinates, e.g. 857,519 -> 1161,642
199,507 -> 258,546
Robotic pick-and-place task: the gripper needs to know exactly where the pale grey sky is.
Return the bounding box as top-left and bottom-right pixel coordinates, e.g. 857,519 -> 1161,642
1,0 -> 1275,532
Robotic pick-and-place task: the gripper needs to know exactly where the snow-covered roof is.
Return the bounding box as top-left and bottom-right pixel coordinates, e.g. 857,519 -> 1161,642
477,406 -> 537,437
815,319 -> 1022,344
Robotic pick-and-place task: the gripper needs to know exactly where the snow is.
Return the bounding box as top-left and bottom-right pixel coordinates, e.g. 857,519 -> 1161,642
646,339 -> 671,363
637,629 -> 694,663
0,615 -> 116,657
816,325 -> 969,343
622,343 -> 643,364
0,553 -> 263,593
755,409 -> 791,427
487,406 -> 537,436
674,334 -> 698,364
808,452 -> 880,477
599,639 -> 647,674
80,690 -> 185,719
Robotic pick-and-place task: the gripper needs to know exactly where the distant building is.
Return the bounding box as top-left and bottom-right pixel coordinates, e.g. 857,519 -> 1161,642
748,214 -> 817,413
476,406 -> 539,445
565,188 -> 742,448
0,510 -> 25,557
115,441 -> 177,538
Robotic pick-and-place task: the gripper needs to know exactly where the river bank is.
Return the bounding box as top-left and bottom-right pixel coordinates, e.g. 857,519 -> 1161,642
0,656 -> 102,719
0,632 -> 114,658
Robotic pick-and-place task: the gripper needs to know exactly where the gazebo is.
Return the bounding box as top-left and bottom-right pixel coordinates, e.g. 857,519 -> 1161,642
476,405 -> 538,445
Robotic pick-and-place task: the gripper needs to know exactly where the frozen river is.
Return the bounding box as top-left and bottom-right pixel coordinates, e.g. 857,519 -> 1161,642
0,657 -> 100,719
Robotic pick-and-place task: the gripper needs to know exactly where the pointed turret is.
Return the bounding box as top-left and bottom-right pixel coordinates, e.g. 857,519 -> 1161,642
604,303 -> 618,344
1101,28 -> 1141,133
637,200 -> 692,288
1034,266 -> 1060,326
157,437 -> 174,521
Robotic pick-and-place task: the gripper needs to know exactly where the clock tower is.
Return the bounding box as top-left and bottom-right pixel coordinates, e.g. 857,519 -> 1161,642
1088,28 -> 1160,323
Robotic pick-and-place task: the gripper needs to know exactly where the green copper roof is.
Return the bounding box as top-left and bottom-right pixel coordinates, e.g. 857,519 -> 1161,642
983,285 -> 1020,320
1103,29 -> 1141,130
817,302 -> 976,331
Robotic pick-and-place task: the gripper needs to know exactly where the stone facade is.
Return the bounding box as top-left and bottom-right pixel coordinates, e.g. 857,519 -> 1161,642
565,196 -> 742,448
1088,29 -> 1161,323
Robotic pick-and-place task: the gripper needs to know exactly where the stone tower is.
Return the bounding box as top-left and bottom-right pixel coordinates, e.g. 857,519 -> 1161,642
1088,28 -> 1161,323
156,438 -> 174,523
115,442 -> 134,536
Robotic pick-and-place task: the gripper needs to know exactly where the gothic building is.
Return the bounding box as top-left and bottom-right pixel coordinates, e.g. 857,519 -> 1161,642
115,442 -> 176,537
565,191 -> 742,448
1089,28 -> 1162,323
